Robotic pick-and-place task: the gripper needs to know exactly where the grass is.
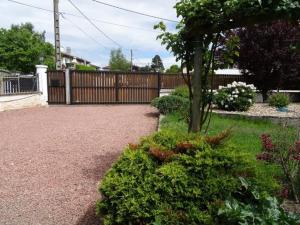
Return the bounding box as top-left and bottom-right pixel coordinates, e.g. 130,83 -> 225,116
160,113 -> 298,193
161,113 -> 297,155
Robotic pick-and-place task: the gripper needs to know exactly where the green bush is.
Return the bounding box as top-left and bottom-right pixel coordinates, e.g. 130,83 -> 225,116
75,64 -> 97,71
96,130 -> 263,225
171,86 -> 189,99
268,93 -> 290,108
151,95 -> 189,117
214,81 -> 256,111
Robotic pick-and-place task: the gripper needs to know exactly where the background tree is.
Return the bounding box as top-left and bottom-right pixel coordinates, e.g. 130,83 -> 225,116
166,64 -> 181,73
237,20 -> 300,101
157,0 -> 299,133
0,23 -> 54,73
109,48 -> 131,72
151,55 -> 164,72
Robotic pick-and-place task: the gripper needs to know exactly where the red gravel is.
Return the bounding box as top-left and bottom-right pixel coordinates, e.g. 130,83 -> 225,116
0,105 -> 158,225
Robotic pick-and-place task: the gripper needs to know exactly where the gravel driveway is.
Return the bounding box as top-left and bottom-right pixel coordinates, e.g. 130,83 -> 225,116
0,105 -> 158,225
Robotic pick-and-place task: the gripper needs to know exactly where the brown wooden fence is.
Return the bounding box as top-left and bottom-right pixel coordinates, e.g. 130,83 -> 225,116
47,70 -> 246,104
71,71 -> 159,104
47,70 -> 66,104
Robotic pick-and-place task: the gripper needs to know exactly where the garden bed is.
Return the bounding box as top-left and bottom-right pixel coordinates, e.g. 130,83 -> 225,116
213,103 -> 300,127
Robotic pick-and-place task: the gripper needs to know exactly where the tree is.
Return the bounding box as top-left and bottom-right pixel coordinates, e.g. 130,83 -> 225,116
156,0 -> 300,133
166,64 -> 181,73
151,55 -> 164,72
109,48 -> 131,72
237,20 -> 300,101
0,23 -> 54,73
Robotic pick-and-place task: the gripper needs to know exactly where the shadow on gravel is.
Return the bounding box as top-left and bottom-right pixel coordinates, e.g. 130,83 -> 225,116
82,153 -> 121,181
145,111 -> 160,118
78,153 -> 121,225
75,203 -> 102,225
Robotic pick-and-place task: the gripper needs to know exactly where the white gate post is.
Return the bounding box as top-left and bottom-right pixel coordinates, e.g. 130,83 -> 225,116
65,69 -> 71,105
36,65 -> 48,102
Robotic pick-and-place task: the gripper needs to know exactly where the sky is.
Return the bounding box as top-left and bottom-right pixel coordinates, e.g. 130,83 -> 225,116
0,0 -> 180,68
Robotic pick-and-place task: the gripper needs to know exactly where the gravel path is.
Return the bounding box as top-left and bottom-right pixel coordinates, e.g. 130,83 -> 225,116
213,103 -> 300,118
0,105 -> 158,225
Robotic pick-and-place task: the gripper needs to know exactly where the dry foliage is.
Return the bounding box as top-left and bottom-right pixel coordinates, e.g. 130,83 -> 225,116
149,147 -> 176,162
205,128 -> 232,148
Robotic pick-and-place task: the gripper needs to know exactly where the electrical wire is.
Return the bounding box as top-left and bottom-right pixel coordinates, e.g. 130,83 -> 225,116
6,0 -> 158,32
67,0 -> 121,48
60,13 -> 110,50
92,0 -> 178,23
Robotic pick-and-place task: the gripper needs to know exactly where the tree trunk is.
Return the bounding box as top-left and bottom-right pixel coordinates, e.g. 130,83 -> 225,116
190,38 -> 203,133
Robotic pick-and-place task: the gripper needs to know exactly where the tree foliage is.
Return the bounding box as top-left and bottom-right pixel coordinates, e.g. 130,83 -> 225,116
166,64 -> 181,73
0,23 -> 54,73
151,55 -> 165,72
109,48 -> 131,72
237,20 -> 300,100
156,0 -> 300,133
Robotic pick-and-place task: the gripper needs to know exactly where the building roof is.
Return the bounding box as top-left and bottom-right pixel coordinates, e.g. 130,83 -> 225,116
61,52 -> 91,64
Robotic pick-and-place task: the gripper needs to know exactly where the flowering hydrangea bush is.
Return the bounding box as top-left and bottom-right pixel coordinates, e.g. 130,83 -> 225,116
214,81 -> 256,111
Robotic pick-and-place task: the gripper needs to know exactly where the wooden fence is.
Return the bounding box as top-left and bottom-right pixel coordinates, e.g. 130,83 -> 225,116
47,70 -> 246,104
71,71 -> 159,104
47,70 -> 66,104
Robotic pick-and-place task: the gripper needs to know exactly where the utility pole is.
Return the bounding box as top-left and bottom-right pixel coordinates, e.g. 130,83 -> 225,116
130,49 -> 133,72
53,0 -> 62,70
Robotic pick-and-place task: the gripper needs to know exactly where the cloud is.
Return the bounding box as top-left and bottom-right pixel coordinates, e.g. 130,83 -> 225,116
0,0 -> 179,68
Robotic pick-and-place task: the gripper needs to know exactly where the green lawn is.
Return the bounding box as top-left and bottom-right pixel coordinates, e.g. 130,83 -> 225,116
160,113 -> 298,193
161,113 -> 297,155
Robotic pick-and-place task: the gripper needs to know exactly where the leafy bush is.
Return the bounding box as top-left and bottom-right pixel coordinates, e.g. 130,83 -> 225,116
75,64 -> 97,71
268,93 -> 290,108
217,178 -> 300,225
256,128 -> 300,203
151,95 -> 189,117
171,86 -> 189,99
96,130 -> 279,225
214,81 -> 256,111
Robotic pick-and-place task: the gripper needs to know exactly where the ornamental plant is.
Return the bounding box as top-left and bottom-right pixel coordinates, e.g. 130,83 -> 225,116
256,130 -> 300,203
214,81 -> 256,111
268,93 -> 290,108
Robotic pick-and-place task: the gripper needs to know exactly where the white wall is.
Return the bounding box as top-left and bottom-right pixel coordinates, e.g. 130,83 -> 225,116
0,93 -> 47,112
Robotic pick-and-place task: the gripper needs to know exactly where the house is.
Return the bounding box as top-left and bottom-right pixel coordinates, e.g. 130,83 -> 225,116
61,47 -> 100,70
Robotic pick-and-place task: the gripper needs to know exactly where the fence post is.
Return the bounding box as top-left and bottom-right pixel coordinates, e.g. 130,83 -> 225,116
36,65 -> 48,101
65,69 -> 71,105
115,73 -> 119,103
157,72 -> 161,97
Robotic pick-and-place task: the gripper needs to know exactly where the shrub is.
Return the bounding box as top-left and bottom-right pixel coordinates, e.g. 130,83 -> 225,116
171,86 -> 189,99
256,128 -> 300,203
75,64 -> 97,71
151,95 -> 189,117
214,81 -> 256,111
96,130 -> 271,225
268,93 -> 290,108
217,178 -> 300,224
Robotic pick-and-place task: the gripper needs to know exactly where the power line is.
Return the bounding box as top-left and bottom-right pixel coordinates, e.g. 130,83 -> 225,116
92,0 -> 178,23
67,0 -> 121,48
6,0 -> 158,32
60,13 -> 110,50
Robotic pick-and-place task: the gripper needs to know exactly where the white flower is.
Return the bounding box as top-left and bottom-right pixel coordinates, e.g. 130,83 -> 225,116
221,100 -> 224,106
225,105 -> 229,108
230,97 -> 233,101
233,95 -> 238,98
248,99 -> 252,103
241,89 -> 245,93
219,85 -> 224,90
227,84 -> 232,88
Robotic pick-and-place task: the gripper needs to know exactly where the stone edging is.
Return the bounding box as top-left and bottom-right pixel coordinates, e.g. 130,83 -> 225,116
214,111 -> 300,128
